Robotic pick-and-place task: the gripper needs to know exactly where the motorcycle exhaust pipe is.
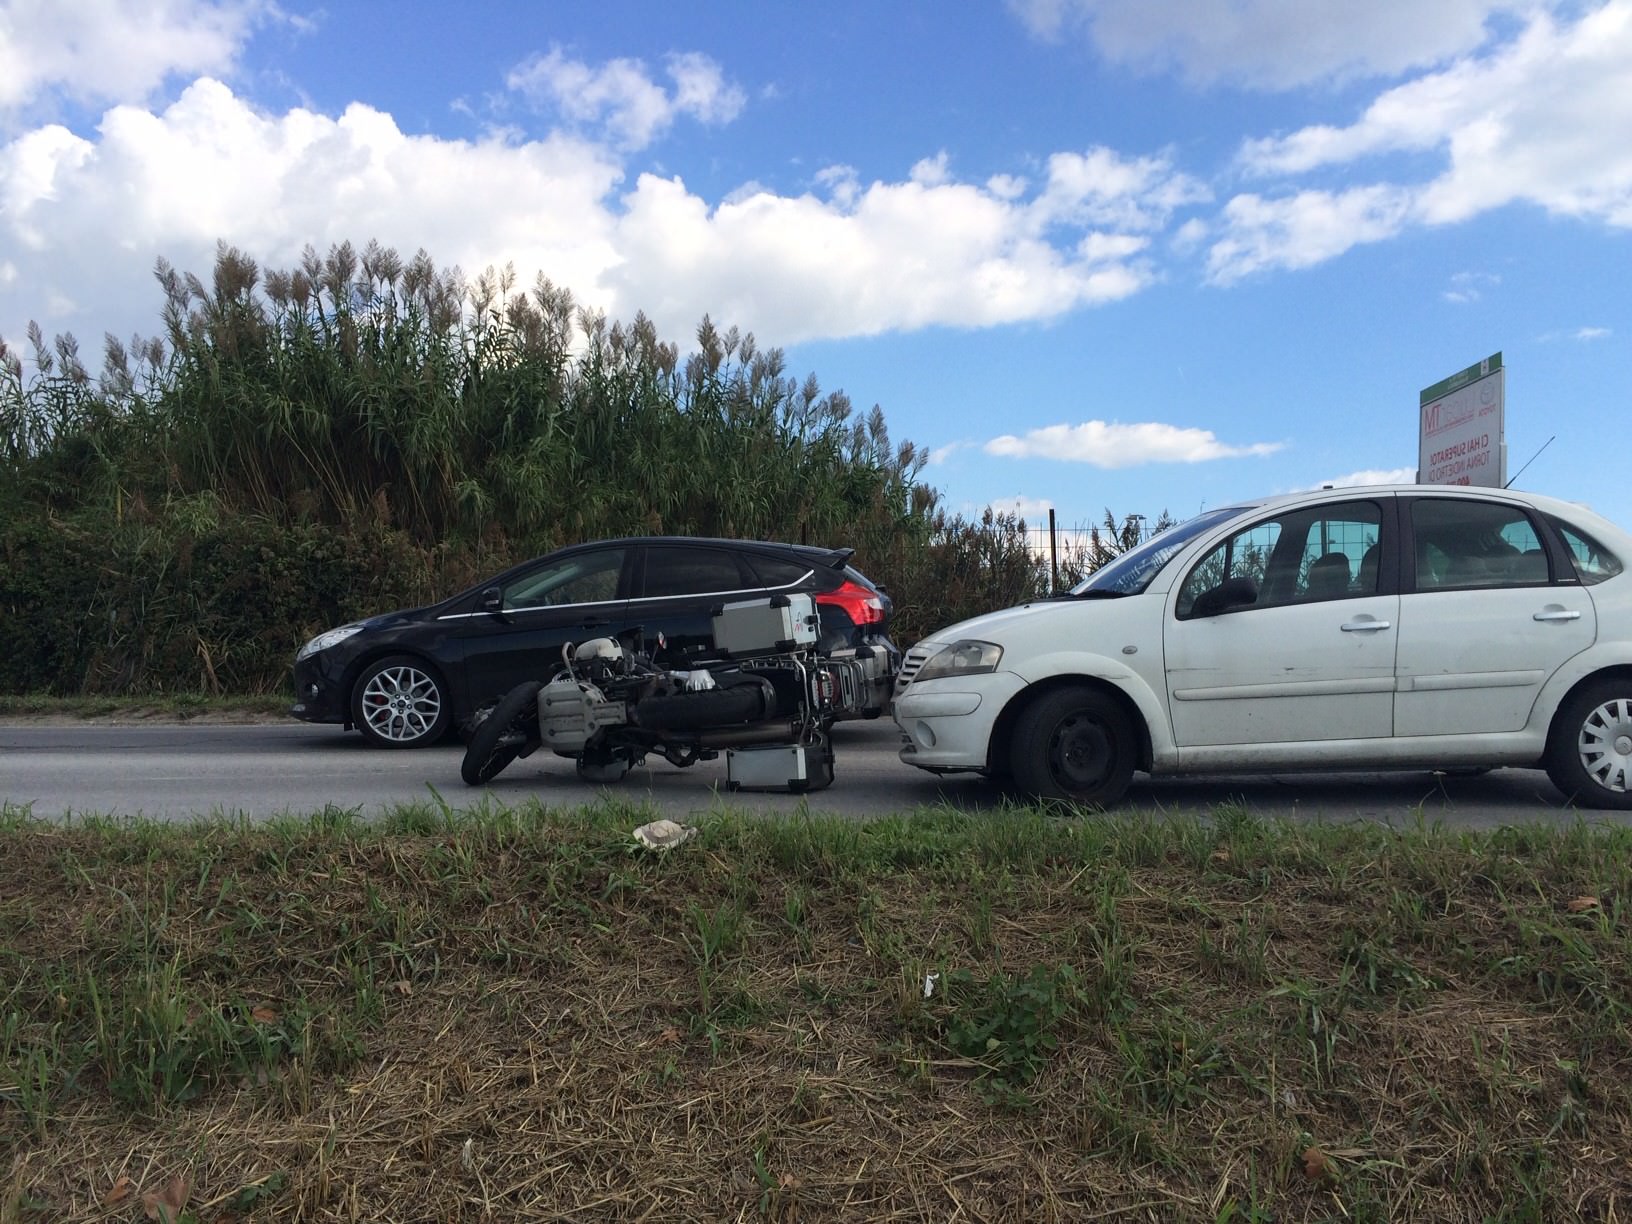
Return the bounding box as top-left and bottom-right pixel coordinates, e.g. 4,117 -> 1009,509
687,721 -> 810,749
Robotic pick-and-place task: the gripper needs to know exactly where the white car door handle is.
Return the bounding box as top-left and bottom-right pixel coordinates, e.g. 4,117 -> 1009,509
1341,619 -> 1391,632
1533,609 -> 1582,622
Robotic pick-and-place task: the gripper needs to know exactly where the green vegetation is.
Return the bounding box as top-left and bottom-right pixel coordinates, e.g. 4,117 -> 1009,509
2,798 -> 1628,1220
0,240 -> 1148,699
0,693 -> 286,722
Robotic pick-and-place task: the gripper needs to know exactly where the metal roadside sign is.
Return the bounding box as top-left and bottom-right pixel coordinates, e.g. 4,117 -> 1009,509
1417,352 -> 1506,487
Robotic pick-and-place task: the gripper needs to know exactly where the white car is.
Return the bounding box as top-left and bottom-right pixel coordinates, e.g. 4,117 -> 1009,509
894,485 -> 1632,809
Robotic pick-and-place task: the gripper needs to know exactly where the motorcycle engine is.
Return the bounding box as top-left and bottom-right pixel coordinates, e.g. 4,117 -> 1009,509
539,671 -> 629,752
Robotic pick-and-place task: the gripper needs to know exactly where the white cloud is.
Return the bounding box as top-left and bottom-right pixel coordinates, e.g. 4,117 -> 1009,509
1226,3 -> 1632,259
986,172 -> 1028,201
665,51 -> 746,125
990,495 -> 1054,520
1537,324 -> 1614,342
0,77 -> 1199,352
1008,3 -> 1632,282
1007,0 -> 1534,89
596,146 -> 1199,342
1170,217 -> 1208,253
0,0 -> 262,113
815,163 -> 860,208
985,420 -> 1282,467
1443,270 -> 1500,303
1307,467 -> 1418,489
1031,147 -> 1210,231
910,152 -> 952,186
0,79 -> 626,346
506,47 -> 745,151
926,441 -> 970,465
1206,186 -> 1415,283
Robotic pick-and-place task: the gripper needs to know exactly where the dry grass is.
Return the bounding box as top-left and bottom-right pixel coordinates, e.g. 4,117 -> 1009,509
0,695 -> 289,724
2,799 -> 1630,1222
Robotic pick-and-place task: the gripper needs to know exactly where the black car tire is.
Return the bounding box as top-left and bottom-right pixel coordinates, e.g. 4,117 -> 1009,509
351,655 -> 453,749
1010,686 -> 1136,808
461,681 -> 543,786
635,676 -> 777,731
1545,679 -> 1632,810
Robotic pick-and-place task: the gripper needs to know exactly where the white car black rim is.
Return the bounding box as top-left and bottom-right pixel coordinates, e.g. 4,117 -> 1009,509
1049,711 -> 1116,793
1576,697 -> 1632,794
360,665 -> 443,744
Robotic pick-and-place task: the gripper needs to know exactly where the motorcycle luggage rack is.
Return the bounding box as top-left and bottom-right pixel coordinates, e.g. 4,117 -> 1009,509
740,653 -> 868,719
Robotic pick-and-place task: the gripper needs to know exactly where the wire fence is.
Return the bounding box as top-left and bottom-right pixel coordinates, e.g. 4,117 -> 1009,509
1021,510 -> 1160,594
1022,520 -> 1157,555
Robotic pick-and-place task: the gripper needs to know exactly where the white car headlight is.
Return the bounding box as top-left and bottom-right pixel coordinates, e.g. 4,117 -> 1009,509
296,623 -> 365,662
914,639 -> 1003,683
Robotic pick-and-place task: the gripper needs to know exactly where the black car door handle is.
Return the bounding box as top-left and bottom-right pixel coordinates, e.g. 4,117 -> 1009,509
578,617 -> 609,627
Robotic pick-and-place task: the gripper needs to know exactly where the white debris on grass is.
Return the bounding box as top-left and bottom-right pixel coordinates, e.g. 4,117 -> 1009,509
632,819 -> 697,850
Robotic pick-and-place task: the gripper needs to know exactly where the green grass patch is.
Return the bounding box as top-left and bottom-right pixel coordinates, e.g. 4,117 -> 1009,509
2,799 -> 1629,1220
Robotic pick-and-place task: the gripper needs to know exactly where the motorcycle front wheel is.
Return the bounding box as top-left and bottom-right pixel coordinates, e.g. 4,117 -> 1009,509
461,680 -> 543,786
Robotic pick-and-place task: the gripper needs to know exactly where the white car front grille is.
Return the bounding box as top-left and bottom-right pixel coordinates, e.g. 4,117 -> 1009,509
894,646 -> 936,695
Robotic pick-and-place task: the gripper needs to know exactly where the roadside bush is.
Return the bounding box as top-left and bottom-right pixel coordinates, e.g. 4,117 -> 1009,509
0,239 -> 1076,693
0,516 -> 497,695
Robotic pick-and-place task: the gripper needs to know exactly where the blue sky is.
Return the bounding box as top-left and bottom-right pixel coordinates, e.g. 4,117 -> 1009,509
2,0 -> 1628,533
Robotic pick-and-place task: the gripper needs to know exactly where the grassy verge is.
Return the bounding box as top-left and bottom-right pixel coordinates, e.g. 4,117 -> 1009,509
2,798 -> 1629,1222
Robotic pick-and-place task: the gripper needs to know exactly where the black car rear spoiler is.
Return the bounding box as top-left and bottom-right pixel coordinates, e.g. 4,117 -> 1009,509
822,547 -> 856,570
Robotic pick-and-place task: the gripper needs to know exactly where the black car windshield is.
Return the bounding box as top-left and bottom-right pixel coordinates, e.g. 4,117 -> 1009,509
1070,506 -> 1252,597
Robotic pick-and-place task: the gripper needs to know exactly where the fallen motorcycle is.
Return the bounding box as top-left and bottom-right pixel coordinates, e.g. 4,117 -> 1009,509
460,593 -> 866,792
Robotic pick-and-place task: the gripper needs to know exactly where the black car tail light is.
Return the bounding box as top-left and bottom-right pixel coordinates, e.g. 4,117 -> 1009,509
815,579 -> 887,626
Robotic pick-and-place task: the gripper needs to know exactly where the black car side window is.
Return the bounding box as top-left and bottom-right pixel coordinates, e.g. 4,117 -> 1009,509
641,547 -> 755,598
502,549 -> 626,610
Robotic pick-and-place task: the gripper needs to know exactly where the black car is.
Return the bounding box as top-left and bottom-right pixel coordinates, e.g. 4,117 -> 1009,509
290,536 -> 899,747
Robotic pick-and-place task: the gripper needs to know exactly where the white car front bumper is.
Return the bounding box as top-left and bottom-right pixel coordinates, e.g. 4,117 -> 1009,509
893,671 -> 1026,772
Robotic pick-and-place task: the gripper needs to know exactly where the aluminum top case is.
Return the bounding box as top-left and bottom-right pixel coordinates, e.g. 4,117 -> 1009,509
711,592 -> 819,658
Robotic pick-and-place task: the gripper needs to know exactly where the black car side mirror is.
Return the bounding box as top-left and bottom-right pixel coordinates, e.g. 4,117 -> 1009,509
1191,576 -> 1258,618
479,587 -> 503,614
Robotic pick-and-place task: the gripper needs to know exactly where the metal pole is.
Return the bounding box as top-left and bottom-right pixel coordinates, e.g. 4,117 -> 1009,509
1048,507 -> 1058,594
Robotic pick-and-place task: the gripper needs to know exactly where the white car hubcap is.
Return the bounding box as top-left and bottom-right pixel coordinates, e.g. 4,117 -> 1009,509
1577,697 -> 1632,794
361,666 -> 441,742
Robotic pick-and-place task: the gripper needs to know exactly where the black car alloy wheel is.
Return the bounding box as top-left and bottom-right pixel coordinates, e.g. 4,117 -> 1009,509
351,655 -> 452,748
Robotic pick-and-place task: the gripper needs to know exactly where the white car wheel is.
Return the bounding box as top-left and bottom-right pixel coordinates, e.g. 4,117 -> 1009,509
1547,680 -> 1632,810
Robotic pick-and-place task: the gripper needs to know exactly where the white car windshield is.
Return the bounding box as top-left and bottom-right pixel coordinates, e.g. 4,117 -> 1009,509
1070,507 -> 1251,597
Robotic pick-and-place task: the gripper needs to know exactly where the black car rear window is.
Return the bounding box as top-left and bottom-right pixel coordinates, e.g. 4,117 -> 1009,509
744,554 -> 816,588
641,546 -> 756,598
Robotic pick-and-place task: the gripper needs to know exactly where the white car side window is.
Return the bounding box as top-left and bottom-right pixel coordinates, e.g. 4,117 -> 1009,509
1178,502 -> 1381,617
1411,501 -> 1548,590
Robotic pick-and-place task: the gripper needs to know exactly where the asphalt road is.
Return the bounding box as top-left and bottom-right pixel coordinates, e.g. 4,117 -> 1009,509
1,717 -> 1624,829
